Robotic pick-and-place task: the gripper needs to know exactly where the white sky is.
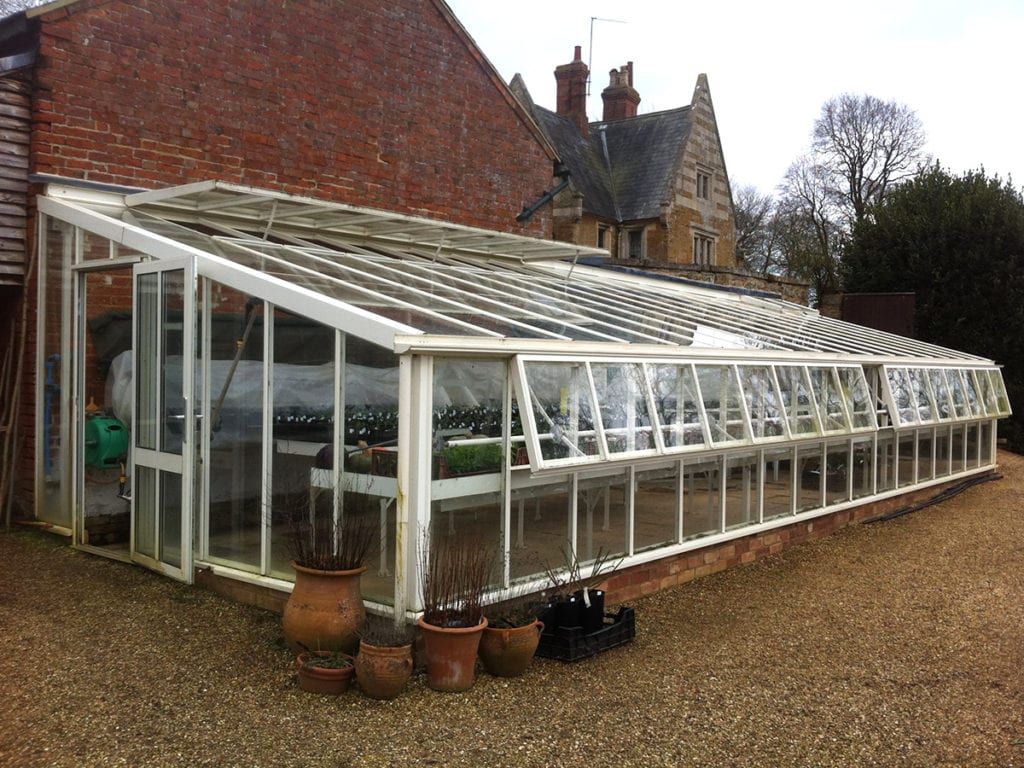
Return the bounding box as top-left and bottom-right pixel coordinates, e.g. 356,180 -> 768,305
444,0 -> 1024,195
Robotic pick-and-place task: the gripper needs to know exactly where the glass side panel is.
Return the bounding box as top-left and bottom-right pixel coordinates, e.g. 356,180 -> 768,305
886,367 -> 916,426
796,444 -> 823,512
591,362 -> 657,457
160,269 -> 186,455
897,433 -> 917,488
974,369 -> 998,416
136,272 -> 159,450
683,457 -> 721,540
907,368 -> 935,424
634,464 -> 679,552
724,453 -> 759,530
647,363 -> 705,450
134,464 -> 157,559
945,370 -> 969,419
776,366 -> 819,436
838,367 -> 876,430
762,449 -> 794,520
851,439 -> 874,500
159,470 -> 182,568
988,370 -> 1011,415
824,443 -> 850,506
927,369 -> 955,421
739,365 -> 786,440
575,472 -> 628,563
695,364 -> 747,445
810,367 -> 850,433
960,371 -> 984,417
509,477 -> 571,581
523,361 -> 598,463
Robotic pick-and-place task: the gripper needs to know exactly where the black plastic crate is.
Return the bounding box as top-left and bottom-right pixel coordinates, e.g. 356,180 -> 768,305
535,606 -> 636,662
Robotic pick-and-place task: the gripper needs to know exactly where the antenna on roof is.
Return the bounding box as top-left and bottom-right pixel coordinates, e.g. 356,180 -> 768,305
587,16 -> 628,97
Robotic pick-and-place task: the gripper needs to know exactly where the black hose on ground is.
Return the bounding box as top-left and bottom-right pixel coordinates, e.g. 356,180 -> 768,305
862,472 -> 1002,524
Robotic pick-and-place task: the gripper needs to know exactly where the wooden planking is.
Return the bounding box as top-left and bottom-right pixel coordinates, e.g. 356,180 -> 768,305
0,73 -> 30,287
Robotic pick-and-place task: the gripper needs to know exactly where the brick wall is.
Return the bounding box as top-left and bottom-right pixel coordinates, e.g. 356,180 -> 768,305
29,0 -> 554,235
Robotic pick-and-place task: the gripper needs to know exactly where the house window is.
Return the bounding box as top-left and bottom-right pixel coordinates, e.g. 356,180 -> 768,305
693,235 -> 715,266
625,228 -> 645,260
696,171 -> 711,200
597,226 -> 608,250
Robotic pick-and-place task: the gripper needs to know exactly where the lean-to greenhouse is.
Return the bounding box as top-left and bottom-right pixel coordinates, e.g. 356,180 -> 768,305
37,179 -> 1011,618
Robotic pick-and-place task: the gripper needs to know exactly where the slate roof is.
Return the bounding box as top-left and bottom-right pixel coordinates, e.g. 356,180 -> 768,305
533,104 -> 693,223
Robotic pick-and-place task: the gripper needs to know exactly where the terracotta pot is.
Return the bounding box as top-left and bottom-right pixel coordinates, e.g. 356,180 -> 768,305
296,651 -> 355,695
355,640 -> 414,700
478,620 -> 544,678
283,563 -> 368,654
416,616 -> 488,692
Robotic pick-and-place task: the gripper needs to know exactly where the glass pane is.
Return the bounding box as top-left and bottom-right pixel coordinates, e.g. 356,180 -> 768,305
159,470 -> 182,568
945,369 -> 969,419
810,367 -> 849,433
876,434 -> 897,492
269,312 -> 339,580
433,358 -> 506,478
683,458 -> 721,539
762,449 -> 794,520
634,465 -> 679,552
134,465 -> 156,558
776,366 -> 819,436
907,368 -> 935,424
205,287 -> 264,572
950,425 -> 967,473
797,444 -> 824,512
960,371 -> 983,417
647,363 -> 705,450
740,365 -> 785,440
823,444 -> 850,505
576,473 -> 627,563
917,429 -> 935,482
897,433 -> 916,488
724,454 -> 759,529
927,369 -> 954,421
136,272 -> 159,450
838,367 -> 876,430
851,440 -> 874,501
591,363 -> 656,456
974,369 -> 998,416
989,370 -> 1011,415
695,365 -> 746,444
934,427 -> 952,478
509,478 -> 571,581
523,361 -> 598,463
160,270 -> 186,454
886,368 -> 916,426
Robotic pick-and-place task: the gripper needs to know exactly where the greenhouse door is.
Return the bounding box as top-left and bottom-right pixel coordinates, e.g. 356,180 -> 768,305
130,258 -> 196,582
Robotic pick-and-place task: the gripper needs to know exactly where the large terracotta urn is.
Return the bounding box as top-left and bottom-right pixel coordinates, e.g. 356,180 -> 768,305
478,619 -> 544,678
283,563 -> 368,654
354,640 -> 414,700
416,616 -> 488,692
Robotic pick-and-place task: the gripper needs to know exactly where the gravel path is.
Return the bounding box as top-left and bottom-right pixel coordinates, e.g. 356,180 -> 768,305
2,452 -> 1023,768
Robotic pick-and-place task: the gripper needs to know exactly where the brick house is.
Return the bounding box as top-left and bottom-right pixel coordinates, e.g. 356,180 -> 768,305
511,46 -> 738,269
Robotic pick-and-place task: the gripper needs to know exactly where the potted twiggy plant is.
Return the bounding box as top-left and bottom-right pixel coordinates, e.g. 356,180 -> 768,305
355,615 -> 416,700
542,547 -> 621,634
478,591 -> 546,678
416,529 -> 496,692
281,477 -> 378,655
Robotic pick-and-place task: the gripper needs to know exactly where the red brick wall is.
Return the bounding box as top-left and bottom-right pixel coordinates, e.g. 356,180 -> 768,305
29,0 -> 553,235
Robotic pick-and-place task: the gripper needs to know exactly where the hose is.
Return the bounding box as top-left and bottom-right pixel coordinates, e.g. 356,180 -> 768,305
863,472 -> 1002,524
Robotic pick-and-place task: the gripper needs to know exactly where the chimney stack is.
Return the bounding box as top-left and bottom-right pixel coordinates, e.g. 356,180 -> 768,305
601,62 -> 640,121
555,45 -> 589,137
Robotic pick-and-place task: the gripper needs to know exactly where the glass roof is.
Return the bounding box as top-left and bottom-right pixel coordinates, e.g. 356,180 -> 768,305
42,179 -> 997,366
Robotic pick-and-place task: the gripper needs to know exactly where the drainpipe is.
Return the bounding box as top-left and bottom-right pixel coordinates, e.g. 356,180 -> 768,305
516,162 -> 572,222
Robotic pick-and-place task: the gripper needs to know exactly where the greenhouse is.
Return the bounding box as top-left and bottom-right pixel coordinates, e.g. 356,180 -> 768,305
35,178 -> 1011,619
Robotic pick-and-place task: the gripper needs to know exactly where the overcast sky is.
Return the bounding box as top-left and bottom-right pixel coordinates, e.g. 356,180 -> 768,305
445,0 -> 1024,196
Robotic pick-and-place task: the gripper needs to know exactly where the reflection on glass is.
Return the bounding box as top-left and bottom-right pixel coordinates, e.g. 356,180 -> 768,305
797,444 -> 824,512
927,370 -> 954,421
160,470 -> 182,568
897,433 -> 916,488
724,454 -> 759,529
907,369 -> 934,424
851,440 -> 874,500
887,367 -> 915,425
635,465 -> 679,551
810,367 -> 849,433
524,362 -> 597,462
134,465 -> 156,558
838,367 -> 876,430
683,458 -> 722,538
136,272 -> 159,450
591,363 -> 655,455
740,366 -> 785,440
762,449 -> 794,520
510,479 -> 571,581
777,366 -> 819,436
824,444 -> 850,505
575,473 -> 627,562
695,365 -> 746,444
647,363 -> 705,450
160,269 -> 186,455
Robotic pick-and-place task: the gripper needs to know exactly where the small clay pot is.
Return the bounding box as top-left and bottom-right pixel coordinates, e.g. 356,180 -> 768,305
296,651 -> 355,695
355,641 -> 414,700
478,620 -> 544,677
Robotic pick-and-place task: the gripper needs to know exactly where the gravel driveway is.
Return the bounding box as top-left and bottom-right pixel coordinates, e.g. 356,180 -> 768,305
2,452 -> 1022,768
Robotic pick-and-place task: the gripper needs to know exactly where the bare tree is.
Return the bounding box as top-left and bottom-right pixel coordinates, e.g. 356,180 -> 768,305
812,93 -> 927,225
732,184 -> 775,271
